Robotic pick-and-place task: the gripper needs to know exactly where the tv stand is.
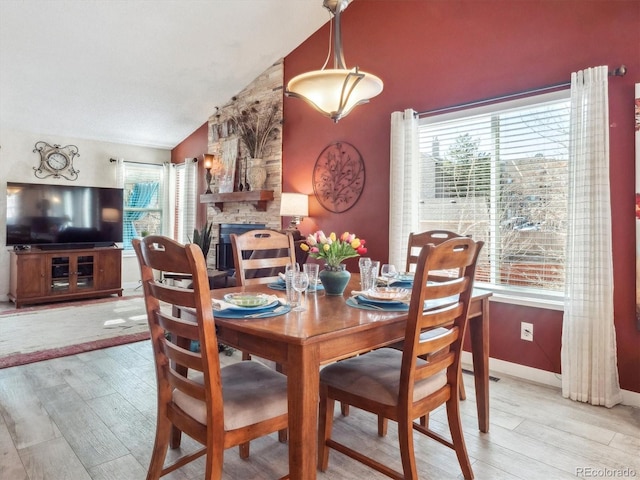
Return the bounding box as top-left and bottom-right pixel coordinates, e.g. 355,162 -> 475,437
9,245 -> 123,308
37,243 -> 96,251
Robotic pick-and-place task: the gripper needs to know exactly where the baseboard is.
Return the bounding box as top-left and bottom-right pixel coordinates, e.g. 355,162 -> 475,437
461,352 -> 640,408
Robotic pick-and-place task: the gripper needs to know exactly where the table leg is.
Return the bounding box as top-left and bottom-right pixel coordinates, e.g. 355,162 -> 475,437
469,297 -> 490,432
286,343 -> 320,480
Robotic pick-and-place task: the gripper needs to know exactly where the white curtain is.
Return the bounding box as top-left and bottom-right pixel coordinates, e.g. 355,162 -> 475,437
163,162 -> 175,239
561,66 -> 622,407
175,159 -> 198,244
389,109 -> 420,268
114,158 -> 124,188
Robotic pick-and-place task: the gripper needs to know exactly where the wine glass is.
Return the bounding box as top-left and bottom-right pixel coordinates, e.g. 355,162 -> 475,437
292,271 -> 309,312
380,264 -> 398,288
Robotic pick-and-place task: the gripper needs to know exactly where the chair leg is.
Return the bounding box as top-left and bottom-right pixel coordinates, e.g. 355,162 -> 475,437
239,442 -> 250,459
341,402 -> 349,416
205,433 -> 225,480
147,414 -> 171,480
378,415 -> 388,437
446,397 -> 474,480
459,372 -> 467,400
278,428 -> 288,443
420,414 -> 428,427
397,416 -> 419,480
317,387 -> 335,471
169,425 -> 182,449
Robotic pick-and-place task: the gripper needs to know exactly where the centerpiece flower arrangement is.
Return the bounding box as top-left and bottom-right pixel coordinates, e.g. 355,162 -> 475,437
300,230 -> 367,270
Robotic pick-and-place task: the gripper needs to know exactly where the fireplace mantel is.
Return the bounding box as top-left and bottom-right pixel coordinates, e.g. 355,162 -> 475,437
200,190 -> 274,212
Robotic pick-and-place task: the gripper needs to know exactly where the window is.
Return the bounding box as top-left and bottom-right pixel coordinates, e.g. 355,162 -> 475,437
418,92 -> 570,296
122,162 -> 164,251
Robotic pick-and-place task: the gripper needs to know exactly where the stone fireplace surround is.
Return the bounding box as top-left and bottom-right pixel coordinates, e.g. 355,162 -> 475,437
203,61 -> 285,271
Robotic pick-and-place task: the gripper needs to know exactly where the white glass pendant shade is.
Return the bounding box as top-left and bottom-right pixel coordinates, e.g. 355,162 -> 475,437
285,0 -> 383,122
287,68 -> 383,122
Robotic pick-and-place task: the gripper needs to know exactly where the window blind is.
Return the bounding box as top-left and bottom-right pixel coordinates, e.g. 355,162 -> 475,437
419,92 -> 570,293
122,162 -> 164,250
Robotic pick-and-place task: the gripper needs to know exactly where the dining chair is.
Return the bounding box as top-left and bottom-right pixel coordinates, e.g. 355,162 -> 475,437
405,229 -> 469,402
406,229 -> 467,272
230,229 -> 297,286
318,237 -> 483,480
133,236 -> 289,480
230,228 -> 297,366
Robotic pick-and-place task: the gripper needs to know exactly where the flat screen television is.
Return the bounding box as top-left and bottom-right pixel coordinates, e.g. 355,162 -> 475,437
5,182 -> 124,249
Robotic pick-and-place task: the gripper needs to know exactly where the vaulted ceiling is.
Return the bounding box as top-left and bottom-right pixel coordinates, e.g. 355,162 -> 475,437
0,0 -> 328,149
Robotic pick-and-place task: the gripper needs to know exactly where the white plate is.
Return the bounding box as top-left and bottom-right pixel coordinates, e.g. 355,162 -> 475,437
364,287 -> 410,302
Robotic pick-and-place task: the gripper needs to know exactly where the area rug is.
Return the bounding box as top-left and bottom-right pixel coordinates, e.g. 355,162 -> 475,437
0,295 -> 150,369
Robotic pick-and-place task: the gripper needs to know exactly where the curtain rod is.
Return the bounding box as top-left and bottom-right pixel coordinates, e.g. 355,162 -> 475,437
416,65 -> 627,118
109,158 -> 191,166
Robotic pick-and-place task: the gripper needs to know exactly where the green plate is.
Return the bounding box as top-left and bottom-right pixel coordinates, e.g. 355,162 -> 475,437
223,293 -> 270,309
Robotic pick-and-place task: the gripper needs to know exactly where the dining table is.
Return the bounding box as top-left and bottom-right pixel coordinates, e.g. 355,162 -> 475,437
202,275 -> 492,480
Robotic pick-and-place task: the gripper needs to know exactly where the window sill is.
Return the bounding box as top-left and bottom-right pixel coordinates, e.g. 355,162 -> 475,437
490,293 -> 564,311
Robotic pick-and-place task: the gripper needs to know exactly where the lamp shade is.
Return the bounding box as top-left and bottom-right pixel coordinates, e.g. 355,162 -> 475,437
286,68 -> 383,122
203,154 -> 215,169
280,193 -> 309,217
285,0 -> 383,123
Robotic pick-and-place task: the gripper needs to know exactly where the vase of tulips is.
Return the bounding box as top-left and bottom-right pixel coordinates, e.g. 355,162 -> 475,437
300,230 -> 367,295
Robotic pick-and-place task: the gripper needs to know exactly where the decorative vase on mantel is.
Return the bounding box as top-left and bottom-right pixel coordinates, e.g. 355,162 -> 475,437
318,264 -> 351,296
247,157 -> 267,191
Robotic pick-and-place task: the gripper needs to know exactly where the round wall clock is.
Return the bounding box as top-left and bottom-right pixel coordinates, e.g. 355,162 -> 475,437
312,142 -> 365,213
34,141 -> 80,180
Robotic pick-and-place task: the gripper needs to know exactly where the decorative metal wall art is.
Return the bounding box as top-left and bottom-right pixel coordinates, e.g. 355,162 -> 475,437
313,142 -> 365,213
33,141 -> 80,180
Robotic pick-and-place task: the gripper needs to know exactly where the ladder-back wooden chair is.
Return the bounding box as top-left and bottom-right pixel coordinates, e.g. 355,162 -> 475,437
230,228 -> 297,364
405,229 -> 469,402
318,237 -> 483,480
406,230 -> 466,272
230,229 -> 297,286
133,236 -> 289,480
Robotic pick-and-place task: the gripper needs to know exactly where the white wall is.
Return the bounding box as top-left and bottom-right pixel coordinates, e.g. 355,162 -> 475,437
0,128 -> 170,301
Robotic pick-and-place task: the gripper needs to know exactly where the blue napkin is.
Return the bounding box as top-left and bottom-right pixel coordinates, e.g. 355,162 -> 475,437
347,296 -> 409,311
213,302 -> 291,319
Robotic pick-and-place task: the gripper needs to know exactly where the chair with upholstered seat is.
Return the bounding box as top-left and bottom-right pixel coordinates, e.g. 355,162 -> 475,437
318,237 -> 483,480
133,236 -> 289,480
405,229 -> 469,402
406,230 -> 468,272
230,229 -> 297,286
230,228 -> 296,366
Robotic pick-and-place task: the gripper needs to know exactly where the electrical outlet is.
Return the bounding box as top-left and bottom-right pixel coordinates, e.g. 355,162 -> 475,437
521,322 -> 533,341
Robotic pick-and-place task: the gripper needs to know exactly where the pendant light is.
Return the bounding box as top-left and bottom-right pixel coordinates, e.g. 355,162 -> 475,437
285,0 -> 383,123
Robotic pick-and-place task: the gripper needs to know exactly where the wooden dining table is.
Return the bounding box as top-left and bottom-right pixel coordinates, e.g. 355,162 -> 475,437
207,276 -> 492,480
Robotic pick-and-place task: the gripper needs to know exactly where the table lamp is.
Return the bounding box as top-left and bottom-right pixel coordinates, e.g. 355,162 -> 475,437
280,193 -> 309,229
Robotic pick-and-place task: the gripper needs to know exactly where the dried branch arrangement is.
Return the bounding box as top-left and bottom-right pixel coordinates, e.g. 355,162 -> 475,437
234,100 -> 281,159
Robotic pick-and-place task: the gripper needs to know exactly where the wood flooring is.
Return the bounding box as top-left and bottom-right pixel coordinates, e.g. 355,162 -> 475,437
0,341 -> 638,480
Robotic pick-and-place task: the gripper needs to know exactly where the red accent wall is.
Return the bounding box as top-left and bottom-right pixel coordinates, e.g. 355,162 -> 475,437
282,0 -> 640,392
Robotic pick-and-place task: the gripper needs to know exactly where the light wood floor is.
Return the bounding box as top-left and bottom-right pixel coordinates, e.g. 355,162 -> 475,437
1,341 -> 638,480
